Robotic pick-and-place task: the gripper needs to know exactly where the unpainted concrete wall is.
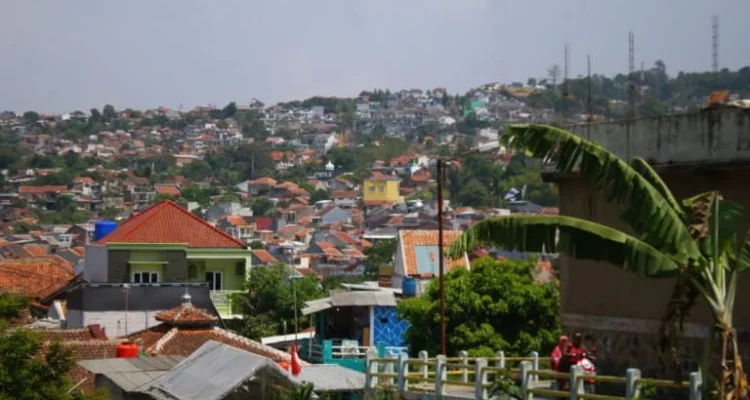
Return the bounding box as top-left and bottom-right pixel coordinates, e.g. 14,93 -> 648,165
567,108 -> 750,164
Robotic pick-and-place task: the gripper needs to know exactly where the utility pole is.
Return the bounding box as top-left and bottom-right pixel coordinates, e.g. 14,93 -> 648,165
436,159 -> 446,356
628,31 -> 636,119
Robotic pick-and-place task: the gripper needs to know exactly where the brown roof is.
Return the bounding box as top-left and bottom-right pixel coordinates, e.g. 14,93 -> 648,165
250,177 -> 277,186
155,302 -> 217,326
399,229 -> 468,276
225,215 -> 249,226
18,185 -> 69,194
97,200 -> 246,248
252,249 -> 278,264
0,258 -> 75,298
155,185 -> 181,197
37,324 -> 108,342
332,190 -> 358,199
126,324 -> 305,363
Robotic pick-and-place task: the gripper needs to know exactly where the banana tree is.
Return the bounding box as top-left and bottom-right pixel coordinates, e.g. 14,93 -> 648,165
446,124 -> 749,399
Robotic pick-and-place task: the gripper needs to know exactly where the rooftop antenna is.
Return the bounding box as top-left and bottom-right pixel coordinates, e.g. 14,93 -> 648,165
563,43 -> 570,98
628,31 -> 637,119
712,15 -> 719,72
587,55 -> 593,123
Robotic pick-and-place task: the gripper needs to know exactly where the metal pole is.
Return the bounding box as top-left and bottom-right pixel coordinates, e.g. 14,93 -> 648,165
437,159 -> 446,355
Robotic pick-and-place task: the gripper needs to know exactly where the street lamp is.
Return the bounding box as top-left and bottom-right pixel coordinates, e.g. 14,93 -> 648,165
436,141 -> 499,355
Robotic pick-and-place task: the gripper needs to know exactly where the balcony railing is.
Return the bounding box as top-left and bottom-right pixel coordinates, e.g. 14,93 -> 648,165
210,290 -> 243,316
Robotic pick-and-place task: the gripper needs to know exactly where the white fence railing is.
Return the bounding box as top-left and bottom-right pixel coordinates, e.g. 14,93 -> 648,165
365,349 -> 702,400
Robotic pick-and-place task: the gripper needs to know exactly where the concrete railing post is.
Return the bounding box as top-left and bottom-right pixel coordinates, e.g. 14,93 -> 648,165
322,340 -> 333,363
569,365 -> 584,400
459,350 -> 469,383
496,350 -> 506,369
384,352 -> 395,387
475,358 -> 488,400
625,368 -> 641,400
366,348 -> 379,388
435,355 -> 447,396
397,352 -> 409,393
689,371 -> 702,400
530,351 -> 539,382
418,350 -> 429,380
520,360 -> 533,400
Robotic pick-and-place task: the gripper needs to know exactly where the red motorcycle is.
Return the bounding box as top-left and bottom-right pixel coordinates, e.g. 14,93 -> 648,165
557,348 -> 597,394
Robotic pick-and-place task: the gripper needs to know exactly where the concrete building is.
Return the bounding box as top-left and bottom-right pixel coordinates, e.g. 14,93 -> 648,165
547,108 -> 750,378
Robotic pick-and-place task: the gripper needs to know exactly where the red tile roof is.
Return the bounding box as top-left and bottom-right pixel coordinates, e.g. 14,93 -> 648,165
19,185 -> 68,194
97,200 -> 246,248
126,324 -> 305,364
155,303 -> 217,326
252,249 -> 278,265
0,258 -> 75,298
330,231 -> 359,245
332,190 -> 358,199
23,245 -> 48,257
155,185 -> 181,197
250,177 -> 277,186
399,229 -> 468,276
38,325 -> 108,342
226,215 -> 249,226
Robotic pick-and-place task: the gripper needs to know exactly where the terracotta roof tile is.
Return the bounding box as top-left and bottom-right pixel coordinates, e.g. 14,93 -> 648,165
399,229 -> 468,276
0,258 -> 75,298
331,231 -> 359,245
226,215 -> 249,226
155,185 -> 181,196
155,303 -> 217,325
342,247 -> 365,258
127,325 -> 305,364
19,185 -> 69,194
38,325 -> 108,342
251,177 -> 277,186
23,245 -> 48,257
252,249 -> 278,265
332,190 -> 358,199
97,200 -> 246,248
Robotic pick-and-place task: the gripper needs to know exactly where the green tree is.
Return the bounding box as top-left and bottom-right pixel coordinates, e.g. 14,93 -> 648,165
222,102 -> 238,118
398,257 -> 560,356
363,240 -> 396,278
13,222 -> 36,234
0,326 -> 108,399
0,292 -> 28,320
153,193 -> 177,204
448,124 -> 750,398
23,111 -> 40,124
251,198 -> 275,217
238,263 -> 324,340
102,104 -> 116,121
309,189 -> 330,203
89,108 -> 101,123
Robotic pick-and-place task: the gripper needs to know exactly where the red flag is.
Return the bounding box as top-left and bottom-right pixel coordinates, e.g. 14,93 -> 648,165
290,344 -> 302,376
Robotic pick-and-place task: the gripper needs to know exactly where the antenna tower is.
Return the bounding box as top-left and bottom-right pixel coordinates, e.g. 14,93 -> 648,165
563,43 -> 570,97
712,15 -> 719,72
587,55 -> 593,123
628,31 -> 636,119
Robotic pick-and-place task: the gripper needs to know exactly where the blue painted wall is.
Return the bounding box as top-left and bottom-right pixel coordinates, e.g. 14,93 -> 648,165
373,306 -> 409,347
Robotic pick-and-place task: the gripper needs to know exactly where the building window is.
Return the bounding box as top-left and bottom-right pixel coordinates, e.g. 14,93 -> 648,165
132,272 -> 159,284
235,262 -> 246,276
205,271 -> 223,291
378,186 -> 385,193
368,186 -> 375,193
187,264 -> 198,279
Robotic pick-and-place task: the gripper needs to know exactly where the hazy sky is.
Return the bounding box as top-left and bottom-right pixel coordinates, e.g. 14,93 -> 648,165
2,0 -> 749,113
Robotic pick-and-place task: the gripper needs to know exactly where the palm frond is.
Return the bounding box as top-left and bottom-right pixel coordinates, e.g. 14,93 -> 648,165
503,124 -> 700,263
446,215 -> 680,277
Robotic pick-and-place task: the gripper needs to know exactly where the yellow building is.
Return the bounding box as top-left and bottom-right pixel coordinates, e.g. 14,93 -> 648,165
363,172 -> 401,206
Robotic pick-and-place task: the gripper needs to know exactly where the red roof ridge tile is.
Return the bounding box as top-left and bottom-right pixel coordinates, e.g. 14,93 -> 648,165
98,200 -> 247,248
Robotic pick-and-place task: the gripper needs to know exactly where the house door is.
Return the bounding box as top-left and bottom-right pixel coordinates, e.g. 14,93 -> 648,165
205,271 -> 223,291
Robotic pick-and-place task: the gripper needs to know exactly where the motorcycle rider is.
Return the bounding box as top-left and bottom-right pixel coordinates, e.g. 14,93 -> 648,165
550,335 -> 570,390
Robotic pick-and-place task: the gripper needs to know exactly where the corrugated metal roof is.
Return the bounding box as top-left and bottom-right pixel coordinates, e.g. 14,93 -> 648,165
79,356 -> 184,375
141,340 -> 300,400
298,364 -> 365,391
331,290 -> 396,307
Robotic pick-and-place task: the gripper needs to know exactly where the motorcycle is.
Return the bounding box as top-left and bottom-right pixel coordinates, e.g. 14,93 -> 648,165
557,348 -> 597,394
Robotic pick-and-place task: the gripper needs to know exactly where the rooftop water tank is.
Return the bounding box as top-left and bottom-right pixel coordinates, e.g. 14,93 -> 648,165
402,277 -> 417,297
116,342 -> 138,359
94,220 -> 118,242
